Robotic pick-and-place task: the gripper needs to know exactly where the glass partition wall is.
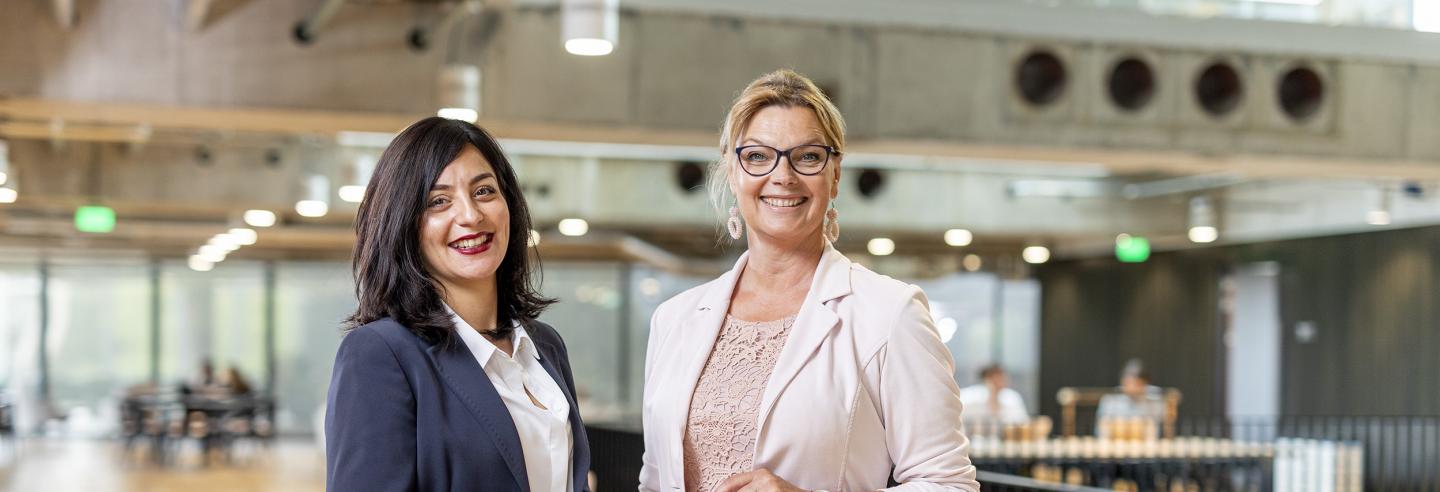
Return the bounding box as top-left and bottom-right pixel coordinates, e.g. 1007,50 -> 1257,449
0,256 -> 1040,437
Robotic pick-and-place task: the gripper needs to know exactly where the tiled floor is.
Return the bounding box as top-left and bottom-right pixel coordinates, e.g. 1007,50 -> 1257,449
0,437 -> 325,492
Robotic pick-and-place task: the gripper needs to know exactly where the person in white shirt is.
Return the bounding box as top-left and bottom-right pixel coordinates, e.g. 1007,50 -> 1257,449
325,117 -> 590,492
959,364 -> 1030,429
1095,359 -> 1166,439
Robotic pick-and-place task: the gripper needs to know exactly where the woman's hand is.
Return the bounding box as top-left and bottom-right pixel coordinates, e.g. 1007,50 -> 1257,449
717,469 -> 808,492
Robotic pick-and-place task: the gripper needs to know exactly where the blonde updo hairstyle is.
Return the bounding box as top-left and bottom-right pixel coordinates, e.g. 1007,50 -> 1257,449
709,69 -> 847,240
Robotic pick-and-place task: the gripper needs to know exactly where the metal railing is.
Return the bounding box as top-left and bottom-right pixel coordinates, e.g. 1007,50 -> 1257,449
979,470 -> 1113,492
588,414 -> 1440,491
976,414 -> 1440,491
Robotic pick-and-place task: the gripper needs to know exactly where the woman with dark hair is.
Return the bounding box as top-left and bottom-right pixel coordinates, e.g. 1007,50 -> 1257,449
325,116 -> 590,491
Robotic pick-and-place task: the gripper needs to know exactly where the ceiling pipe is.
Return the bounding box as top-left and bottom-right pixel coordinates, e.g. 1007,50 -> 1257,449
292,0 -> 347,45
51,0 -> 76,30
185,0 -> 213,31
1121,173 -> 1247,199
408,0 -> 483,52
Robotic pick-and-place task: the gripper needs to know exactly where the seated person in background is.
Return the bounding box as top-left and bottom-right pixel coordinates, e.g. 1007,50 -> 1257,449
220,367 -> 253,396
180,357 -> 224,396
192,358 -> 217,387
1096,359 -> 1165,440
959,363 -> 1030,428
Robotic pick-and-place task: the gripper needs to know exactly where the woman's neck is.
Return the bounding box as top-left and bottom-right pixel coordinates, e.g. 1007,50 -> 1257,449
440,277 -> 500,338
741,232 -> 826,294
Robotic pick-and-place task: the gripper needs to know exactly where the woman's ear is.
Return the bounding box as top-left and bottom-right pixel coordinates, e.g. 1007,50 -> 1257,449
727,158 -> 740,198
830,155 -> 843,200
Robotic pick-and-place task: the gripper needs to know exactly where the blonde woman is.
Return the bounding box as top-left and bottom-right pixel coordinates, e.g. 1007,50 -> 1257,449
638,69 -> 979,492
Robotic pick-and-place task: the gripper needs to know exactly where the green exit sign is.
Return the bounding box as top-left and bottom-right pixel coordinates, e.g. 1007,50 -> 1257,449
75,206 -> 116,233
1115,235 -> 1150,263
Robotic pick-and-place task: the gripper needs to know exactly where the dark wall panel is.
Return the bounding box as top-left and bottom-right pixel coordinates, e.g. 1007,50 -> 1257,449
1040,225 -> 1440,419
1038,254 -> 1224,419
1274,229 -> 1440,415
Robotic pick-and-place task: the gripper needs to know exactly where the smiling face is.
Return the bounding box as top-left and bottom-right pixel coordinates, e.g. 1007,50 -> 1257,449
730,105 -> 842,248
418,145 -> 510,293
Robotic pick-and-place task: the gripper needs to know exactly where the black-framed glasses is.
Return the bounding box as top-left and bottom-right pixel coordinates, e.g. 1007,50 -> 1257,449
734,144 -> 836,177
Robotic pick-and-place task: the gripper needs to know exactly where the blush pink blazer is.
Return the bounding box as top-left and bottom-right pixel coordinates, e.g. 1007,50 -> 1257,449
639,245 -> 980,491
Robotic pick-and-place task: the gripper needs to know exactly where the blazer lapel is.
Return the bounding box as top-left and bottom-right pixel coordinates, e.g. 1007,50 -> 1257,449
754,245 -> 853,441
426,341 -> 530,492
663,253 -> 746,489
535,344 -> 591,492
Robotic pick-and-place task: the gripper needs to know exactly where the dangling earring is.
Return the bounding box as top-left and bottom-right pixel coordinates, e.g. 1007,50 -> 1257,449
824,202 -> 840,242
727,206 -> 744,240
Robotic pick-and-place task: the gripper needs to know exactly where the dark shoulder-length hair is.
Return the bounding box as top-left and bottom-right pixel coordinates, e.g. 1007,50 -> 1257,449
346,116 -> 554,345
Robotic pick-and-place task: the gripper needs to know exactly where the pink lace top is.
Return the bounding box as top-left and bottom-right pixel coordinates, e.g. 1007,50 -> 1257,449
682,313 -> 797,492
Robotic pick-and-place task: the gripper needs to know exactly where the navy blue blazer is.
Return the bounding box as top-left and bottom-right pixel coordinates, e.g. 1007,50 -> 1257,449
325,317 -> 592,492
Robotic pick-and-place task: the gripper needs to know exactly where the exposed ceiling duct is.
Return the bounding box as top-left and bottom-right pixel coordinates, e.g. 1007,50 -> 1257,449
408,0 -> 484,51
50,0 -> 75,30
293,0 -> 348,45
185,0 -> 213,31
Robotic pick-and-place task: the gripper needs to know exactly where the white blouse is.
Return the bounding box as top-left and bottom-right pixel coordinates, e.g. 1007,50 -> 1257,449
450,305 -> 573,492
